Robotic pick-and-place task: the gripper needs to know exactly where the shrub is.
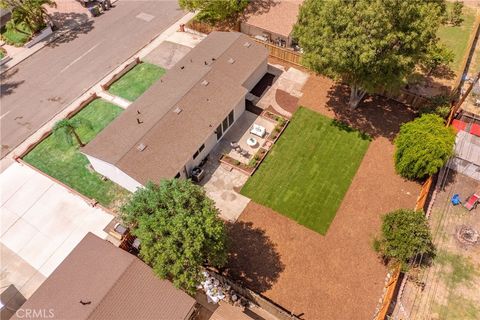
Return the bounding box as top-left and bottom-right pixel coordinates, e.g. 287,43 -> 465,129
179,0 -> 248,24
394,114 -> 455,180
374,209 -> 435,270
449,0 -> 464,26
121,180 -> 228,294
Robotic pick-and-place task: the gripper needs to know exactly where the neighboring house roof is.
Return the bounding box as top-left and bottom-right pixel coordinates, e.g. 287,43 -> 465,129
455,130 -> 480,166
82,32 -> 268,184
13,233 -> 196,320
242,0 -> 303,38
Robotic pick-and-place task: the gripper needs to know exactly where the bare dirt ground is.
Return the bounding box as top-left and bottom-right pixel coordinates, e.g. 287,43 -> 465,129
224,74 -> 421,319
395,171 -> 480,320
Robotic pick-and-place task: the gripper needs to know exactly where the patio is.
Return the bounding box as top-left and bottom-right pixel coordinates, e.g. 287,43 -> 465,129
216,111 -> 276,165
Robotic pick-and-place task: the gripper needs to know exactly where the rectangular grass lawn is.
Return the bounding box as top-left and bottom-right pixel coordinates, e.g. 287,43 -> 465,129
109,62 -> 165,101
437,4 -> 476,73
23,99 -> 129,207
241,107 -> 371,235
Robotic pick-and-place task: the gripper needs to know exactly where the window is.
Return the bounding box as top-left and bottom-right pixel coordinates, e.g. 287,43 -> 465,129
222,117 -> 229,132
228,110 -> 234,126
216,125 -> 222,141
193,144 -> 205,160
174,172 -> 181,179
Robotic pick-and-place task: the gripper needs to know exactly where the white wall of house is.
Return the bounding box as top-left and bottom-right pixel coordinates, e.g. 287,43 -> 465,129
84,154 -> 143,192
242,57 -> 268,92
240,23 -> 292,47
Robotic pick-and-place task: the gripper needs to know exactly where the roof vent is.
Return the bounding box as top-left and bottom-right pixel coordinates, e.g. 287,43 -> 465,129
173,107 -> 182,114
243,41 -> 251,48
228,57 -> 235,64
137,143 -> 147,152
201,80 -> 209,86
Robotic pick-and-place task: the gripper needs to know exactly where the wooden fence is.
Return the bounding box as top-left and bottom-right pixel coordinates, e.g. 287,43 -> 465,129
206,269 -> 300,320
252,39 -> 302,66
451,15 -> 480,97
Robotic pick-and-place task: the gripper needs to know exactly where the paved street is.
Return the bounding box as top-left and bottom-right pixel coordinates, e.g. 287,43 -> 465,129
0,0 -> 185,158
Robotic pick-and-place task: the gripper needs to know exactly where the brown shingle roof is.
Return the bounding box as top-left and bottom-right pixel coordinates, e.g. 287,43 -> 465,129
82,32 -> 268,183
243,1 -> 303,38
13,233 -> 195,320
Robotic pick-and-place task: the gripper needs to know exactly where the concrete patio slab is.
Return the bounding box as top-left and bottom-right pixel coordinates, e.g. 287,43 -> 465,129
143,41 -> 192,69
0,162 -> 114,300
200,160 -> 250,222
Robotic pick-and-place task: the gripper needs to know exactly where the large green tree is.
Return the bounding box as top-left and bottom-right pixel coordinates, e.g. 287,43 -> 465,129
179,0 -> 248,24
374,209 -> 435,270
394,114 -> 455,180
0,0 -> 56,33
121,180 -> 228,294
294,0 -> 446,109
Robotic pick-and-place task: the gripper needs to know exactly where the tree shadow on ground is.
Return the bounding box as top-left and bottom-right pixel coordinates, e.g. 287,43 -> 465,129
0,68 -> 25,96
48,12 -> 94,48
223,221 -> 284,293
324,83 -> 416,141
241,0 -> 279,18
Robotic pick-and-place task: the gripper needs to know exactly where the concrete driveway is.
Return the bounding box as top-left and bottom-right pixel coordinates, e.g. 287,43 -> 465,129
0,163 -> 114,301
143,32 -> 206,69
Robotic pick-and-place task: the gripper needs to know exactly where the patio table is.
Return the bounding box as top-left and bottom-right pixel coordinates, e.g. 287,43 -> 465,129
247,137 -> 258,147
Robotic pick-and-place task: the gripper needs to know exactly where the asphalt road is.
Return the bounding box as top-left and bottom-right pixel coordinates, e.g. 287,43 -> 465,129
0,0 -> 185,158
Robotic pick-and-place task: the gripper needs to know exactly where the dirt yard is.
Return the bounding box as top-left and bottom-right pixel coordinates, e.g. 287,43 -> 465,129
225,74 -> 421,319
394,171 -> 480,320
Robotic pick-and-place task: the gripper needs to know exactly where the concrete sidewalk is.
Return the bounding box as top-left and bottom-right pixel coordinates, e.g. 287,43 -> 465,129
1,162 -> 114,300
1,0 -> 92,74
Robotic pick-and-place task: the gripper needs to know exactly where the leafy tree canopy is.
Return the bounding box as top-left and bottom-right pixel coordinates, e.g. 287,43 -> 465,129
0,0 -> 56,33
179,0 -> 248,24
374,209 -> 435,270
293,0 -> 446,109
121,180 -> 228,294
394,114 -> 455,180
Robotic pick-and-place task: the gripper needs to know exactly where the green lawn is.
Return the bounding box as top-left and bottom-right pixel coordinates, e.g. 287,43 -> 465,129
24,99 -> 129,207
437,4 -> 476,73
109,62 -> 165,101
241,107 -> 371,235
1,23 -> 32,46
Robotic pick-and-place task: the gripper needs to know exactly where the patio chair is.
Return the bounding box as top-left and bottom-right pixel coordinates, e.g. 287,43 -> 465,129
240,149 -> 249,157
230,141 -> 239,149
463,193 -> 479,211
451,194 -> 461,206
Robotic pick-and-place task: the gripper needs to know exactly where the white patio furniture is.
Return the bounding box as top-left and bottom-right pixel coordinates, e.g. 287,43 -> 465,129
250,124 -> 266,138
247,137 -> 258,147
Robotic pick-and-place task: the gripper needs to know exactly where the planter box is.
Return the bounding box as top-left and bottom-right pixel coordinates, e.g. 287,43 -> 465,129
24,25 -> 53,48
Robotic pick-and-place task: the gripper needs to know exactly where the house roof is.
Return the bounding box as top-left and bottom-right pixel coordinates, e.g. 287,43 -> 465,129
455,130 -> 480,166
82,32 -> 268,184
13,233 -> 196,320
243,1 -> 303,38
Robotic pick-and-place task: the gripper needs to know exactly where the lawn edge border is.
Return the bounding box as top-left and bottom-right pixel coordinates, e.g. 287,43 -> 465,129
14,93 -> 98,160
101,57 -> 141,91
